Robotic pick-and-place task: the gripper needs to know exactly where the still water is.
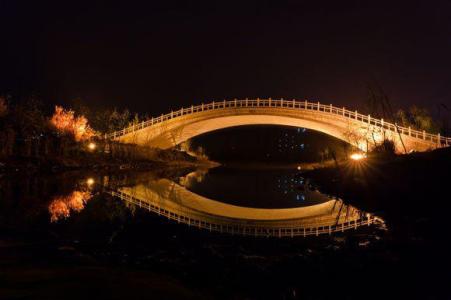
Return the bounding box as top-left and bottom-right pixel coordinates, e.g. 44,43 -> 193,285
0,167 -> 390,299
0,167 -> 384,237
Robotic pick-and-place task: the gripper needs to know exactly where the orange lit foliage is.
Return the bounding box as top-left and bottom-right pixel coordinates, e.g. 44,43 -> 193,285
48,191 -> 92,222
50,106 -> 95,141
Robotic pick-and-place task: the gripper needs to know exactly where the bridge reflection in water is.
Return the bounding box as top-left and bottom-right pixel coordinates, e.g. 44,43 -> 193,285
109,177 -> 384,238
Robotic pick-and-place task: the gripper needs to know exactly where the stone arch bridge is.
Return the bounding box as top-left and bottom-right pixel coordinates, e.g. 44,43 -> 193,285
107,99 -> 450,153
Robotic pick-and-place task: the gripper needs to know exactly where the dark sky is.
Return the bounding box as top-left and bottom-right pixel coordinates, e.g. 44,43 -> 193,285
1,0 -> 450,116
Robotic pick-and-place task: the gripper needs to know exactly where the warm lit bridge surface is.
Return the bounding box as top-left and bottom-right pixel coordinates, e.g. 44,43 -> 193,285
107,99 -> 450,153
108,178 -> 383,237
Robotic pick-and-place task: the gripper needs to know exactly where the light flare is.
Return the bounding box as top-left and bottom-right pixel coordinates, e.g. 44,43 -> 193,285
350,153 -> 366,161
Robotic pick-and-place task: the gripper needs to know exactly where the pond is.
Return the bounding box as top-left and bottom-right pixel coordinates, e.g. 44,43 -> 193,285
0,166 -> 389,299
0,167 -> 384,239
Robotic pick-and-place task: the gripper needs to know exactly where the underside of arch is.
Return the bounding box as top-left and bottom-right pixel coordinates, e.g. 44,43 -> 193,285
146,114 -> 354,149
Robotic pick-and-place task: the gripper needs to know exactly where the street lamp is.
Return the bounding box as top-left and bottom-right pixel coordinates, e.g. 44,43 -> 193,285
88,142 -> 96,151
350,152 -> 366,161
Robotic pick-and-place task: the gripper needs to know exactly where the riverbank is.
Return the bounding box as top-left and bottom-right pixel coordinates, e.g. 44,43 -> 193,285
303,147 -> 451,261
303,147 -> 451,214
0,148 -> 219,175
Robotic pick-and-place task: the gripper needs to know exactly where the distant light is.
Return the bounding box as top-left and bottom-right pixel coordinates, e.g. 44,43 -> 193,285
297,166 -> 301,170
86,178 -> 95,186
350,153 -> 366,161
88,142 -> 96,150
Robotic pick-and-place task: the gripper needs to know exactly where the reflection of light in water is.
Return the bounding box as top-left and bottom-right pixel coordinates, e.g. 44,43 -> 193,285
48,191 -> 92,222
109,178 -> 385,237
86,178 -> 95,186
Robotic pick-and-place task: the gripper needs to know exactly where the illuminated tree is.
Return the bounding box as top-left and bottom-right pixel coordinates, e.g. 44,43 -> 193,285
48,190 -> 92,222
50,106 -> 96,141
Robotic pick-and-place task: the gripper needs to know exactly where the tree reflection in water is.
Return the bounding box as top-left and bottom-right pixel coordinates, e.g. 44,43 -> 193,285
48,190 -> 92,222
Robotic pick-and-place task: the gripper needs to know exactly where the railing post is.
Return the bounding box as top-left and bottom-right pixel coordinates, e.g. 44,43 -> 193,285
423,130 -> 426,139
304,100 -> 307,109
381,118 -> 384,127
342,107 -> 345,116
201,103 -> 204,111
317,101 -> 320,111
292,99 -> 295,108
257,98 -> 260,107
234,98 -> 237,107
181,108 -> 183,115
245,98 -> 248,107
330,103 -> 333,112
368,114 -> 371,123
355,110 -> 358,119
223,100 -> 226,108
191,105 -> 194,113
171,111 -> 173,118
268,97 -> 272,107
408,127 -> 411,136
437,133 -> 441,147
212,101 -> 215,109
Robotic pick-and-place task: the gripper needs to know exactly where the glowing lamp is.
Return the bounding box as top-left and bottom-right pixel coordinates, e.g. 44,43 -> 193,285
88,142 -> 96,150
86,178 -> 95,186
350,153 -> 366,161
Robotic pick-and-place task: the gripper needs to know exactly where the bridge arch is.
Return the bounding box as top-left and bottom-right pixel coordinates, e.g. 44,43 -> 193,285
108,99 -> 449,153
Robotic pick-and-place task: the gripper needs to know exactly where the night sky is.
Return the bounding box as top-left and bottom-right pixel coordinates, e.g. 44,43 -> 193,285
1,0 -> 451,115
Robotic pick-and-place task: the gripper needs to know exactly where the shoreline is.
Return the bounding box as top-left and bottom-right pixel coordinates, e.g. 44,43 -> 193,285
0,154 -> 220,175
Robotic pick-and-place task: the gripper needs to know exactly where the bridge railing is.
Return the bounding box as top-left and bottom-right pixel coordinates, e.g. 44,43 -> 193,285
109,190 -> 381,238
105,99 -> 450,147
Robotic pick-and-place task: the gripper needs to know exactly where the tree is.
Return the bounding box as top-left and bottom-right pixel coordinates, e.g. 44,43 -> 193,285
396,106 -> 438,132
50,106 -> 96,141
91,108 -> 133,133
366,80 -> 395,120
